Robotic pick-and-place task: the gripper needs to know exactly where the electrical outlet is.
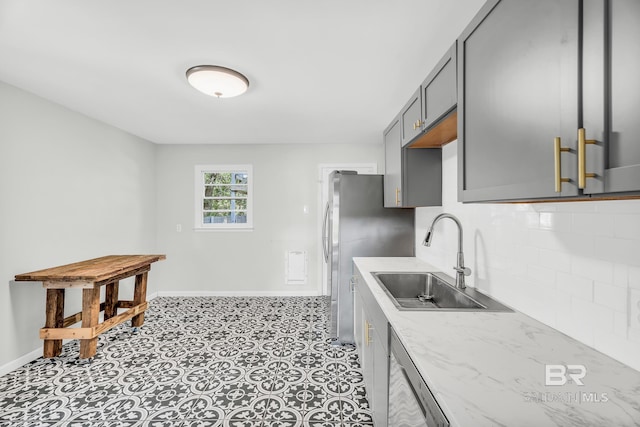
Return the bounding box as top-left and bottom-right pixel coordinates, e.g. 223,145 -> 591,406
176,224 -> 182,232
630,289 -> 640,330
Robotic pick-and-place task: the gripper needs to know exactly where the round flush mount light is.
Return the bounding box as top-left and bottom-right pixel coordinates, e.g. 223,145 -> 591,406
186,65 -> 249,98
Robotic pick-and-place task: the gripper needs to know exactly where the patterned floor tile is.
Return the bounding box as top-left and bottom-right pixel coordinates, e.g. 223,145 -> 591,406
0,296 -> 372,426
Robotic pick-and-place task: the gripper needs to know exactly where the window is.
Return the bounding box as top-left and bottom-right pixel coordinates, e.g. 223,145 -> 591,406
194,164 -> 253,230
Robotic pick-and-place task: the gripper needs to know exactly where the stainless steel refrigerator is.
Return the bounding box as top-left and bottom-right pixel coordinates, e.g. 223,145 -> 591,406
322,171 -> 414,345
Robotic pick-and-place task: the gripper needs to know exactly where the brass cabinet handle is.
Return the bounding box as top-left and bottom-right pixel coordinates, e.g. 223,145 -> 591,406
365,320 -> 372,346
412,119 -> 424,130
395,187 -> 400,206
578,128 -> 597,189
554,137 -> 570,193
364,320 -> 369,346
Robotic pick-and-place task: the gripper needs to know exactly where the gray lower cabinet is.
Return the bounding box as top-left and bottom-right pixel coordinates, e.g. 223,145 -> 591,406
384,115 -> 442,208
459,0 -> 640,202
353,269 -> 388,427
458,0 -> 580,202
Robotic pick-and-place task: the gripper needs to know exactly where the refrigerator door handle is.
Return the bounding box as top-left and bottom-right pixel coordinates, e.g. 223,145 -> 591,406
322,202 -> 330,262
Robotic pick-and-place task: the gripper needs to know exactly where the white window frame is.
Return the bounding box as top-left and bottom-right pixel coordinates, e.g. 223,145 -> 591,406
194,164 -> 253,231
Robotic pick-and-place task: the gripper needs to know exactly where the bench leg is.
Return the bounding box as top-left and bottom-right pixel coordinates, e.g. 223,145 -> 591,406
79,287 -> 100,359
131,272 -> 148,327
104,281 -> 119,320
43,289 -> 65,358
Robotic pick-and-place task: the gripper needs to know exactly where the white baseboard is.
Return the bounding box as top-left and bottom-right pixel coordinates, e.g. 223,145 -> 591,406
156,290 -> 321,297
0,347 -> 41,376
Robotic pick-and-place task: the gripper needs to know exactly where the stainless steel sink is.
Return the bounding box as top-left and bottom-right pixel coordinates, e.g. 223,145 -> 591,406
372,272 -> 512,312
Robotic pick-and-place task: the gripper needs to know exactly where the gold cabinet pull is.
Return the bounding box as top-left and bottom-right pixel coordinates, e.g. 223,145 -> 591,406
412,119 -> 424,130
365,320 -> 372,346
554,137 -> 570,193
395,187 -> 400,206
578,128 -> 597,189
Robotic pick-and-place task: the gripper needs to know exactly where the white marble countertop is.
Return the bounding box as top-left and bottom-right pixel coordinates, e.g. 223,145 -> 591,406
353,257 -> 640,427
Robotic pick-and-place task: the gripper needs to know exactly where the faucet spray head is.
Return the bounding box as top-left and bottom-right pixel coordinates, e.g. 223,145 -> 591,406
423,230 -> 433,247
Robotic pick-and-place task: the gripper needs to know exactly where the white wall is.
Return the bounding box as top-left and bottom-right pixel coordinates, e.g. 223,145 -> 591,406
154,143 -> 382,296
415,140 -> 640,371
0,82 -> 157,369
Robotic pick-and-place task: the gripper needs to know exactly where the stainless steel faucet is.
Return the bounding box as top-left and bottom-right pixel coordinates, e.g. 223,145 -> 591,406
423,213 -> 471,289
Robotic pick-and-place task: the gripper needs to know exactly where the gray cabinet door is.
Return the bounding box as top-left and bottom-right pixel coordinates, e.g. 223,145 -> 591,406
422,42 -> 457,130
583,0 -> 640,196
384,117 -> 402,207
400,89 -> 423,147
458,0 -> 580,202
402,148 -> 442,207
372,327 -> 389,427
384,115 -> 442,208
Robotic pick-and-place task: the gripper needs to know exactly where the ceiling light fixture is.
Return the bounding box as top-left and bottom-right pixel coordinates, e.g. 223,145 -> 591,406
186,65 -> 249,98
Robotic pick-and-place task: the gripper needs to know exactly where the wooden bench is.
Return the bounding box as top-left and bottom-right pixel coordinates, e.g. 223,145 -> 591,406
15,254 -> 166,359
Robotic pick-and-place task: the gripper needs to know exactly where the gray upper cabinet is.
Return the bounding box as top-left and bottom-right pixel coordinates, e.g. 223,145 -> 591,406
459,0 -> 640,203
400,44 -> 458,149
458,0 -> 580,202
422,42 -> 457,130
384,115 -> 442,208
400,89 -> 422,147
384,116 -> 403,207
582,0 -> 640,196
401,147 -> 442,207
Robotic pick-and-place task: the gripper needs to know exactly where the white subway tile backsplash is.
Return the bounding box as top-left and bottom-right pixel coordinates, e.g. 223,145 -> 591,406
572,297 -> 615,332
628,328 -> 640,344
571,256 -> 613,284
613,263 -> 629,288
613,214 -> 640,240
532,203 -> 558,213
596,199 -> 640,214
594,236 -> 640,267
530,229 -> 596,256
555,200 -> 597,213
529,229 -> 564,252
515,211 -> 540,229
630,290 -> 640,330
416,140 -> 640,371
593,281 -> 628,313
513,245 -> 539,266
539,212 -> 572,231
556,312 -> 595,347
561,232 -> 597,256
538,248 -> 571,273
613,310 -> 628,338
556,271 -> 594,300
527,265 -> 557,288
572,212 -> 614,236
629,266 -> 640,290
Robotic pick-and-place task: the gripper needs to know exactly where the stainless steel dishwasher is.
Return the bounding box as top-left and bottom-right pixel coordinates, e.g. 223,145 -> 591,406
388,328 -> 449,427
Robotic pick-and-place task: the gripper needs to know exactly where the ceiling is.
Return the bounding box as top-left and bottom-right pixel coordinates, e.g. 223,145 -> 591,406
0,0 -> 484,145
